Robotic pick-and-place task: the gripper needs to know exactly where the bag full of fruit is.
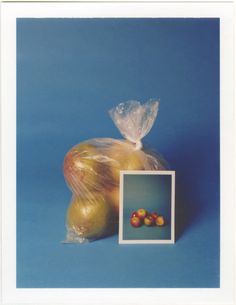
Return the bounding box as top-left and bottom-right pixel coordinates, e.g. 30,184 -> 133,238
63,99 -> 167,243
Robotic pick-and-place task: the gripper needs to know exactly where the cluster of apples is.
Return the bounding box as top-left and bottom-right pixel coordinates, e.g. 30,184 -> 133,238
130,208 -> 165,228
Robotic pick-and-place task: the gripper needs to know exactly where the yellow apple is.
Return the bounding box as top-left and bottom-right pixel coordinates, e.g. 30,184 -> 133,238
67,193 -> 116,240
155,215 -> 165,226
64,142 -> 103,195
108,141 -> 145,182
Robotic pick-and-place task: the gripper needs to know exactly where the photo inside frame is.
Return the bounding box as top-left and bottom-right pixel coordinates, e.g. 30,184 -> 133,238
119,171 -> 175,244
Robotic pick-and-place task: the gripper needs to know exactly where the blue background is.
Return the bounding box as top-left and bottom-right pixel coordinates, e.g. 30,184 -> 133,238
123,174 -> 172,240
17,18 -> 219,288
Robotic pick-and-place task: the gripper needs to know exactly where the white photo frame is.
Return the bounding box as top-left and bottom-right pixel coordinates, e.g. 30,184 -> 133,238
119,170 -> 175,244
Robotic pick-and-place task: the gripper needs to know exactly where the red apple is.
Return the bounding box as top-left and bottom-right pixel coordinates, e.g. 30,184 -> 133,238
155,215 -> 165,226
151,212 -> 159,221
131,211 -> 139,218
130,216 -> 142,228
144,215 -> 154,226
136,208 -> 147,220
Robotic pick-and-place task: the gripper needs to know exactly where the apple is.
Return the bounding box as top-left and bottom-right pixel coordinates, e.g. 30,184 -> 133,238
64,142 -> 102,195
108,141 -> 145,183
130,216 -> 142,228
131,211 -> 139,218
136,208 -> 147,219
144,215 -> 154,226
151,212 -> 159,221
64,142 -> 115,196
155,215 -> 165,226
66,193 -> 115,240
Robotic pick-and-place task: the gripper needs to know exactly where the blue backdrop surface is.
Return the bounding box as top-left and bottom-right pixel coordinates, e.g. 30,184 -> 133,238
17,18 -> 219,288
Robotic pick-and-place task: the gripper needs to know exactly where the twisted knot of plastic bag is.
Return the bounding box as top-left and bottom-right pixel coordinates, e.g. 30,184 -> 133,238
109,99 -> 159,150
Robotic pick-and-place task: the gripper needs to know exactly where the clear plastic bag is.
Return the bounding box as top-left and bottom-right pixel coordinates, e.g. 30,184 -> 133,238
63,99 -> 167,243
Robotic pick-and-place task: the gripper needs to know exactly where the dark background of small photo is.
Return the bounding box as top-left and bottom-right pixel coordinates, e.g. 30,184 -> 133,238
122,174 -> 172,241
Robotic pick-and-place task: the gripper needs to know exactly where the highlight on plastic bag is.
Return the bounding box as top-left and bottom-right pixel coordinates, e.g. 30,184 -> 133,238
63,99 -> 167,243
109,99 -> 159,149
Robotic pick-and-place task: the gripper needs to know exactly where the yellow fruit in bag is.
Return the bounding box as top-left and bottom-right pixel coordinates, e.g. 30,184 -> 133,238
67,194 -> 116,240
107,141 -> 145,183
105,186 -> 120,215
64,142 -> 112,196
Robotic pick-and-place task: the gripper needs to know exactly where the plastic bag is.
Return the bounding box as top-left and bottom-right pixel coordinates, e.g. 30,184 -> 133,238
63,99 -> 167,243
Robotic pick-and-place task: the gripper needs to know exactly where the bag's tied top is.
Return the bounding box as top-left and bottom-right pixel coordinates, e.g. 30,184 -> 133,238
109,99 -> 159,150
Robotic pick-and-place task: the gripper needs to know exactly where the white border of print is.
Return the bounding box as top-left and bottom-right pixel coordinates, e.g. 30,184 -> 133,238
119,170 -> 175,244
1,2 -> 235,305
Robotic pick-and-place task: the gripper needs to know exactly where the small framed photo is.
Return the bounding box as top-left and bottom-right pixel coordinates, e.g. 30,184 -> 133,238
119,170 -> 175,244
